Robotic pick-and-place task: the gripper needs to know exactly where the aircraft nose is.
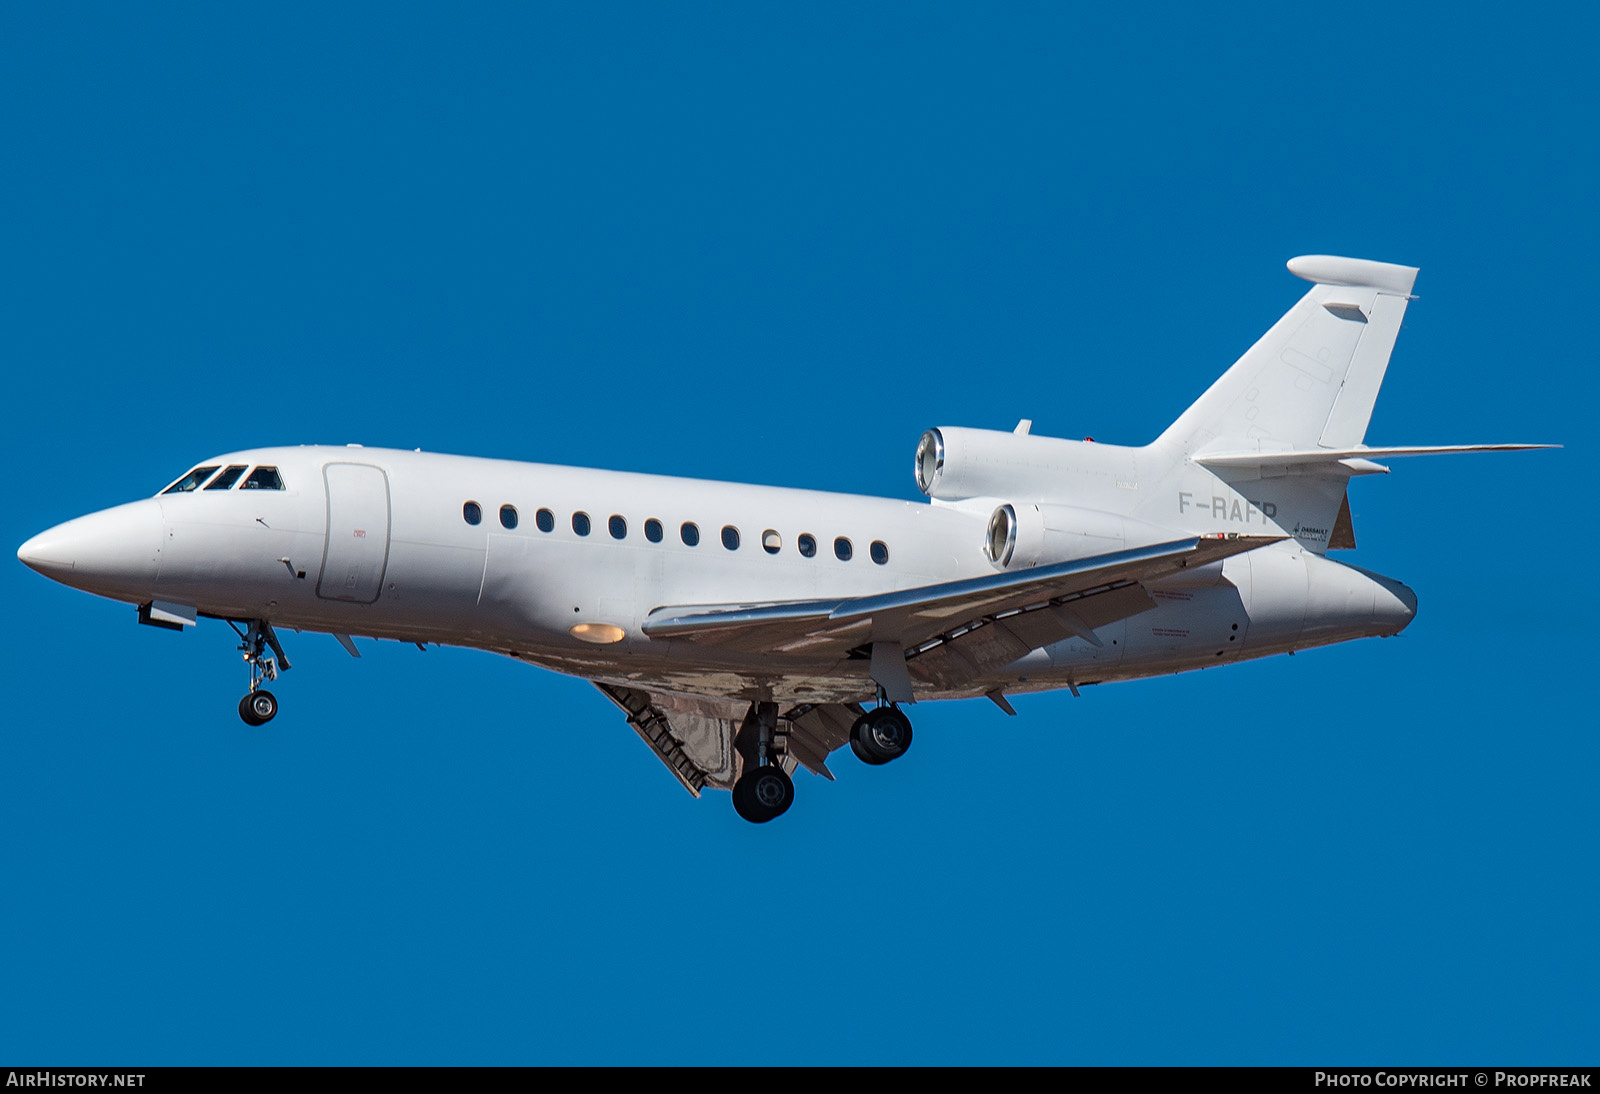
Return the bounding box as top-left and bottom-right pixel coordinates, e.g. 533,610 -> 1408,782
18,500 -> 163,598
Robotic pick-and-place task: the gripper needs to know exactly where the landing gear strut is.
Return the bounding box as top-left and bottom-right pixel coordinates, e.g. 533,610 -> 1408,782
230,619 -> 290,726
731,700 -> 794,824
850,704 -> 913,765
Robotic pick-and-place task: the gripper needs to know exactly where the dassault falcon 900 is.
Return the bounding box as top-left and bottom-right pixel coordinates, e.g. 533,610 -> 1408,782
18,255 -> 1555,823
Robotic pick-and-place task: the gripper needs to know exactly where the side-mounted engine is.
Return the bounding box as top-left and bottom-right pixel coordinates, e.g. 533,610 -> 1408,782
914,427 -> 1211,576
914,426 -> 1142,504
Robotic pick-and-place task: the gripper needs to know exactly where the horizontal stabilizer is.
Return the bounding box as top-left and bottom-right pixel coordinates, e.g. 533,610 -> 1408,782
1196,444 -> 1558,471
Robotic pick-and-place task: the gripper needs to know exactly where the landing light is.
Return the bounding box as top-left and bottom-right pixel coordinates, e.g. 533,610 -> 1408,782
570,622 -> 626,644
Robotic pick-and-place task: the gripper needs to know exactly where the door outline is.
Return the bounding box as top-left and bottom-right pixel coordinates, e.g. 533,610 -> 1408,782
317,462 -> 392,604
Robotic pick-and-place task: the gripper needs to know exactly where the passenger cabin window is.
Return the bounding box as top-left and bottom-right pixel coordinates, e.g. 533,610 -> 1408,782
500,505 -> 518,529
870,540 -> 889,565
242,466 -> 284,490
536,508 -> 554,533
834,537 -> 853,561
721,526 -> 740,551
681,522 -> 700,546
573,512 -> 591,536
645,519 -> 663,543
163,466 -> 220,493
609,515 -> 627,540
463,501 -> 482,525
762,530 -> 781,555
798,534 -> 817,558
205,465 -> 249,490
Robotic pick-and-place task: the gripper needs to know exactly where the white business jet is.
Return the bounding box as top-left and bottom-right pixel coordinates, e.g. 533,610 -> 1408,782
18,255 -> 1553,822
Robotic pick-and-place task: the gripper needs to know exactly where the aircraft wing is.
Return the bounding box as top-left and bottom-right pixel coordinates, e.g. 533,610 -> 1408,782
642,535 -> 1283,668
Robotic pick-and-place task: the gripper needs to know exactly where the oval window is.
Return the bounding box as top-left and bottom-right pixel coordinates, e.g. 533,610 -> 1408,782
645,519 -> 663,543
762,530 -> 781,555
463,501 -> 482,526
722,525 -> 740,551
573,512 -> 591,536
798,533 -> 817,558
536,508 -> 554,533
870,540 -> 889,565
681,522 -> 700,546
834,537 -> 853,561
500,505 -> 518,529
609,515 -> 627,540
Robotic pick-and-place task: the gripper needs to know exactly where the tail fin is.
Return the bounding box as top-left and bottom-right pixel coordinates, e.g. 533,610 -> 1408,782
1148,256 -> 1556,553
1154,255 -> 1419,456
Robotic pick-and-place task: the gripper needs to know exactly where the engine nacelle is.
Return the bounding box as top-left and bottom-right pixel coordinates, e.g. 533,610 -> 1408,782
914,426 -> 1138,503
979,501 -> 1217,584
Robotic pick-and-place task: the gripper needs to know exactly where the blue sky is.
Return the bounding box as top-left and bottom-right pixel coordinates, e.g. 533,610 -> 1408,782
2,3 -> 1593,1064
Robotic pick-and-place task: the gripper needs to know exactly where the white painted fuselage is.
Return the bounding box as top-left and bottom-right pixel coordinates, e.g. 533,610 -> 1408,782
17,443 -> 1415,707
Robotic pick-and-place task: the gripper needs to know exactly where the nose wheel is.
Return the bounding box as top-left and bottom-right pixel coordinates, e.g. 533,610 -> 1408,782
229,619 -> 290,726
239,689 -> 278,726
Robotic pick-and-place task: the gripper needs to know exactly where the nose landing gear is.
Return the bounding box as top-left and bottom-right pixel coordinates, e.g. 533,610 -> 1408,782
229,619 -> 290,726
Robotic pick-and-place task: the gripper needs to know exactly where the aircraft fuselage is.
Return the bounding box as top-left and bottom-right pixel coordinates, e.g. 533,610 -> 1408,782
18,444 -> 1415,707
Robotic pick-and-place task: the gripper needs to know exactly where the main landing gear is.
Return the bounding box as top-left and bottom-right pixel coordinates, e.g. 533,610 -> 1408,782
728,700 -> 916,823
731,701 -> 795,824
733,765 -> 794,825
229,619 -> 290,726
850,704 -> 913,766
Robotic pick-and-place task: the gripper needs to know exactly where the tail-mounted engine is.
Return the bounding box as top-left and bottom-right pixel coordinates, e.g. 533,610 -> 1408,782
914,426 -> 1135,502
980,500 -> 1226,588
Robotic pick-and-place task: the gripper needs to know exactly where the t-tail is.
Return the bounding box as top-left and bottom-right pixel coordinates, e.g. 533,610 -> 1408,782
913,254 -> 1553,556
1148,254 -> 1556,550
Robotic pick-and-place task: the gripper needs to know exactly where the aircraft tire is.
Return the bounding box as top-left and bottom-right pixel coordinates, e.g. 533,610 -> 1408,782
240,689 -> 277,726
850,707 -> 912,765
732,764 -> 793,823
238,694 -> 263,726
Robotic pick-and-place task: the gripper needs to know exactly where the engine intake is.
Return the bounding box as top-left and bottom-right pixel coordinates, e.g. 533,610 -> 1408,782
912,426 -> 1135,502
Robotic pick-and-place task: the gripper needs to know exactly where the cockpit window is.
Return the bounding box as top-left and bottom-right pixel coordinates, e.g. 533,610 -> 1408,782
162,466 -> 221,493
205,465 -> 250,490
241,466 -> 284,490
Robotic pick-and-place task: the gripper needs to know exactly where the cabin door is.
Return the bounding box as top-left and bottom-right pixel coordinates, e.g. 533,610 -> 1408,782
317,463 -> 391,604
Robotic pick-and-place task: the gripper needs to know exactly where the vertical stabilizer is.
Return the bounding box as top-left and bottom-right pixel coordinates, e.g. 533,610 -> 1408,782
1154,255 -> 1419,457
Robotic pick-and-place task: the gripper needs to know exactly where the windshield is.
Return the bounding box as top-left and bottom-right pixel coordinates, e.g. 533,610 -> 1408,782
161,466 -> 220,493
241,466 -> 284,490
204,464 -> 249,490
